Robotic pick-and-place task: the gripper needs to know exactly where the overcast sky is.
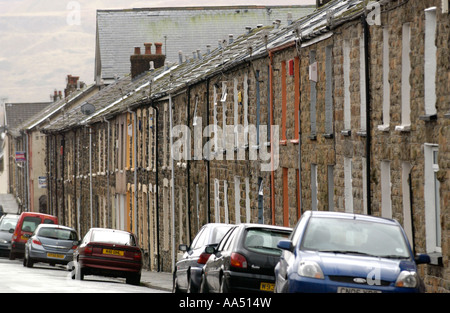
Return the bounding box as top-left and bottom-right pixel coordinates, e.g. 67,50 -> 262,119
0,0 -> 315,104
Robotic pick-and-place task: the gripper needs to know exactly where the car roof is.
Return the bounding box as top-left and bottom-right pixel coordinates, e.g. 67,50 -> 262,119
36,224 -> 76,232
20,212 -> 57,219
238,223 -> 293,232
89,227 -> 134,235
306,210 -> 399,226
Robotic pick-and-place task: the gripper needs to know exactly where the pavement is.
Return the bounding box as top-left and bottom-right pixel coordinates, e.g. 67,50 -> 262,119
140,269 -> 173,292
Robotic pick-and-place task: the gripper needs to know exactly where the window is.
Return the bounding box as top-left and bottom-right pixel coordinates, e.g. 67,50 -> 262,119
424,144 -> 441,254
381,161 -> 392,218
214,179 -> 220,223
401,162 -> 413,244
327,165 -> 334,211
283,168 -> 289,226
245,177 -> 250,223
343,40 -> 351,133
324,46 -> 333,137
234,176 -> 241,224
281,60 -> 287,144
311,164 -> 318,211
309,52 -> 317,139
344,157 -> 353,213
224,181 -> 229,224
423,7 -> 437,118
360,34 -> 367,133
293,57 -> 300,143
255,70 -> 261,147
378,27 -> 390,131
396,23 -> 411,131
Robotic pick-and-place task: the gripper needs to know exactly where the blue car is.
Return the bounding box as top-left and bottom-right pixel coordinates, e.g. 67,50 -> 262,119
275,211 -> 430,293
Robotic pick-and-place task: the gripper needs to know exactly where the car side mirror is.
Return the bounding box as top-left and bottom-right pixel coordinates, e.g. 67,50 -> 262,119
415,253 -> 431,265
205,245 -> 216,254
179,244 -> 188,252
23,233 -> 31,239
277,240 -> 293,252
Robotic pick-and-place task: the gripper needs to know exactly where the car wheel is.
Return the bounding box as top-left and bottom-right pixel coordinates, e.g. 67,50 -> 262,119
173,274 -> 181,293
199,272 -> 208,293
219,273 -> 229,293
187,273 -> 198,293
126,273 -> 141,286
23,250 -> 34,268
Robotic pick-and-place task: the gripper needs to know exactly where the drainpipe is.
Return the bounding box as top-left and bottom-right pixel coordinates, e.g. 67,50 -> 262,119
127,108 -> 138,234
88,127 -> 93,228
104,117 -> 111,227
269,51 -> 275,225
206,81 -> 211,224
186,87 -> 192,243
25,131 -> 30,212
362,14 -> 372,215
149,101 -> 160,272
168,94 -> 176,274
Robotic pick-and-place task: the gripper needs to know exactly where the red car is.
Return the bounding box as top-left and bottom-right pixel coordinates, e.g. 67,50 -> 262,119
10,212 -> 58,260
72,228 -> 143,285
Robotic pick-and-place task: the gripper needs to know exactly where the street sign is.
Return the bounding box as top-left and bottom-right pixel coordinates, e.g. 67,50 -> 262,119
15,151 -> 26,162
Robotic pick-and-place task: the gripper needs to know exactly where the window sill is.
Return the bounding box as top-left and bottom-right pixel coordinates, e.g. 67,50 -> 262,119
323,133 -> 333,139
340,130 -> 351,137
356,130 -> 367,137
377,124 -> 389,132
290,139 -> 300,144
280,140 -> 287,146
395,125 -> 411,132
308,134 -> 317,141
419,114 -> 437,121
428,252 -> 443,266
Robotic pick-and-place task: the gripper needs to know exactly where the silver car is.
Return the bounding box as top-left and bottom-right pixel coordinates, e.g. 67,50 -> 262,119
23,224 -> 79,268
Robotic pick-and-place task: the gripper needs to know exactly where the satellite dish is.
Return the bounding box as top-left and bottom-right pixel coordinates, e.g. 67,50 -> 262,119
81,102 -> 95,116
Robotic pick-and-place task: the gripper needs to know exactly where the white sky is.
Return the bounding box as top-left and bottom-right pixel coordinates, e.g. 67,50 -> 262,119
0,0 -> 315,103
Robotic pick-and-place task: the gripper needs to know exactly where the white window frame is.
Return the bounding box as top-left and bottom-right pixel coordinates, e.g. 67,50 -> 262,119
396,23 -> 411,132
424,144 -> 441,254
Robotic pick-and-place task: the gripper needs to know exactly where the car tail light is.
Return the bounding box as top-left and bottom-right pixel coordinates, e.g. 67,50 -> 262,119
133,251 -> 142,261
197,252 -> 211,265
71,245 -> 78,250
84,245 -> 93,255
32,238 -> 42,246
230,252 -> 247,269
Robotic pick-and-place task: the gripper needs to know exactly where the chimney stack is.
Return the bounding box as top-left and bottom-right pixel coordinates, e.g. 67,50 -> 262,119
130,42 -> 166,79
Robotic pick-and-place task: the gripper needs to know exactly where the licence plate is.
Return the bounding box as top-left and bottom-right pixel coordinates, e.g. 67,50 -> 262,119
260,282 -> 275,292
47,253 -> 65,259
103,249 -> 124,256
337,287 -> 381,293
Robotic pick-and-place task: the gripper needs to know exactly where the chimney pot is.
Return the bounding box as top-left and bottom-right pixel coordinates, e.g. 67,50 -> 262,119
144,43 -> 152,55
134,47 -> 141,55
154,42 -> 163,55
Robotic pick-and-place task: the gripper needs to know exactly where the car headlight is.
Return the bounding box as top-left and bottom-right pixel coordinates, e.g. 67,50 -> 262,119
395,271 -> 418,288
0,239 -> 8,244
298,261 -> 324,279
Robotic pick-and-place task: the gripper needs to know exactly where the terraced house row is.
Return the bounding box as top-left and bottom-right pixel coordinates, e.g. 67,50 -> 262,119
7,0 -> 449,292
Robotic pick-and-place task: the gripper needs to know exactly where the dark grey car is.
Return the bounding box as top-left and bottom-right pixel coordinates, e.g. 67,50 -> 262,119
173,223 -> 234,293
0,214 -> 19,256
23,224 -> 79,268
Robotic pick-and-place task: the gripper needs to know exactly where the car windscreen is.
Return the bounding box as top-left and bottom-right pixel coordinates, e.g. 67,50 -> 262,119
244,228 -> 290,256
37,227 -> 78,240
0,216 -> 18,231
21,217 -> 42,233
301,217 -> 411,259
91,230 -> 136,246
210,226 -> 233,245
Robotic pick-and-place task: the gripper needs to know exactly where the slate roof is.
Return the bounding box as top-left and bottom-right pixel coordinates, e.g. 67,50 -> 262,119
5,102 -> 51,137
95,5 -> 315,84
43,0 -> 366,132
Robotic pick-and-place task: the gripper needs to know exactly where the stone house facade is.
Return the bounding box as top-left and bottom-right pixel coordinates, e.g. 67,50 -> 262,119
33,0 -> 449,290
